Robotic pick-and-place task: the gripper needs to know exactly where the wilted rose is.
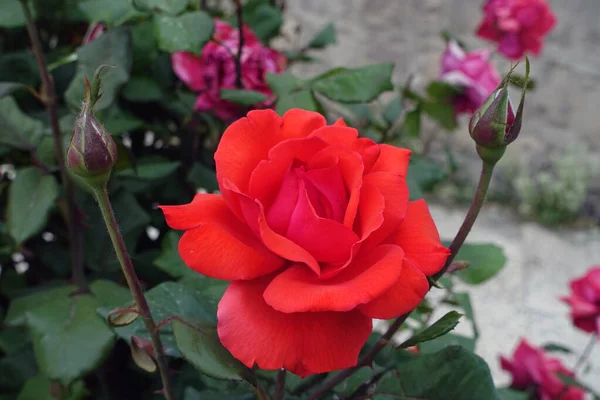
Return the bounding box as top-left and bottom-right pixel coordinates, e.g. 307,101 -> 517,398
476,0 -> 556,60
500,339 -> 585,400
439,41 -> 501,116
561,266 -> 600,335
171,19 -> 286,120
161,109 -> 449,376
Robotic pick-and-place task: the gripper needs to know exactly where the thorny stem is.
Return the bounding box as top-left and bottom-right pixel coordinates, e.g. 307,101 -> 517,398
308,161 -> 497,400
573,333 -> 597,374
19,0 -> 86,291
274,369 -> 287,400
233,0 -> 244,89
431,161 -> 495,281
93,187 -> 175,400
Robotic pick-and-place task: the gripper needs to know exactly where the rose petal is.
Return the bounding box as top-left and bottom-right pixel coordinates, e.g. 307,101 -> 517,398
264,244 -> 404,312
171,52 -> 206,91
358,259 -> 428,319
215,109 -> 325,193
285,181 -> 359,263
222,180 -> 320,275
217,278 -> 372,377
370,144 -> 411,177
360,172 -> 409,250
163,195 -> 283,280
391,199 -> 450,276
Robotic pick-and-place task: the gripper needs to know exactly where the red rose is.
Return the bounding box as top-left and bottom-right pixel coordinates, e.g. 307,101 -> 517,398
171,19 -> 286,120
476,0 -> 556,60
500,339 -> 585,400
161,109 -> 449,376
561,266 -> 600,335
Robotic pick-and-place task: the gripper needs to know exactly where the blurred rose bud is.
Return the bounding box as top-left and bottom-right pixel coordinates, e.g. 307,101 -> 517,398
83,22 -> 106,44
468,59 -> 529,165
66,70 -> 117,189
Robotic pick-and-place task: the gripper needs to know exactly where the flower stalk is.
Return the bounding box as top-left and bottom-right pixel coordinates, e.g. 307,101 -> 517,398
19,0 -> 85,291
93,187 -> 175,400
233,0 -> 244,89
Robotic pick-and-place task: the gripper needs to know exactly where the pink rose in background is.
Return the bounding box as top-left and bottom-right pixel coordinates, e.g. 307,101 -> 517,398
439,41 -> 501,116
171,20 -> 287,120
500,340 -> 585,400
561,266 -> 600,335
476,0 -> 556,60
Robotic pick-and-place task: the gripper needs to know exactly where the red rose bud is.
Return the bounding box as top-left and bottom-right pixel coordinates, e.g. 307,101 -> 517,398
468,58 -> 530,165
66,69 -> 117,189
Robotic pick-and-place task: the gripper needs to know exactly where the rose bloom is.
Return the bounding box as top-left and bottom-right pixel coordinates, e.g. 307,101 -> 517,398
171,19 -> 286,120
439,41 -> 501,116
476,0 -> 556,60
500,339 -> 585,400
161,109 -> 450,376
561,266 -> 600,335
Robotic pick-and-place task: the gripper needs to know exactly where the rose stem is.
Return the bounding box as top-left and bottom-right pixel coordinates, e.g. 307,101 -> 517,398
93,187 -> 174,400
274,369 -> 287,400
573,333 -> 598,374
308,161 -> 497,400
19,0 -> 86,291
233,0 -> 244,89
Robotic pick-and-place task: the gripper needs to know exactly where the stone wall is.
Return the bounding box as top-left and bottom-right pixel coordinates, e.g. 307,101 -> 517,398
284,0 -> 600,202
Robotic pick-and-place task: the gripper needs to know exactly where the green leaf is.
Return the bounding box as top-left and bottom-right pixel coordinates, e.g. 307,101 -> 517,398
406,156 -> 446,200
543,343 -> 573,354
307,23 -> 336,49
115,158 -> 180,192
557,373 -> 600,397
266,72 -> 304,96
0,82 -> 27,99
453,243 -> 506,284
187,163 -> 219,192
382,95 -> 402,125
0,97 -> 44,150
312,63 -> 394,103
242,2 -> 283,42
332,366 -> 374,397
131,20 -> 159,66
89,280 -> 132,308
78,0 -> 145,25
400,311 -> 462,348
26,293 -> 116,384
0,0 -> 35,28
7,167 -> 59,244
376,346 -> 499,400
454,292 -> 479,339
65,26 -> 132,111
153,231 -> 195,278
496,388 -> 529,400
219,89 -> 267,105
422,100 -> 457,130
5,286 -> 77,327
275,90 -> 319,115
135,0 -> 189,15
0,325 -> 30,355
173,320 -> 251,381
98,277 -> 227,357
121,76 -> 164,102
426,81 -> 462,100
419,333 -> 476,353
99,105 -> 144,134
403,107 -> 421,137
0,347 -> 37,390
17,375 -> 87,400
155,11 -> 214,54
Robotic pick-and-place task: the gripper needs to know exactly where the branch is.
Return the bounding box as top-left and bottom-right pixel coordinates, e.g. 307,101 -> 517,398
233,0 -> 244,89
19,0 -> 86,291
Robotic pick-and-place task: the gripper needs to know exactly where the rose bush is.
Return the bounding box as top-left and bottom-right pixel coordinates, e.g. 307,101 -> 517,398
476,0 -> 556,60
440,40 -> 501,116
171,19 -> 286,120
500,339 -> 585,400
161,108 -> 450,376
561,266 -> 600,335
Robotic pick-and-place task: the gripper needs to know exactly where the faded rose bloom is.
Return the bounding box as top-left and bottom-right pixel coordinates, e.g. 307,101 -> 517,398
171,19 -> 286,120
439,41 -> 501,116
561,266 -> 600,335
500,339 -> 585,400
83,22 -> 106,44
476,0 -> 556,60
